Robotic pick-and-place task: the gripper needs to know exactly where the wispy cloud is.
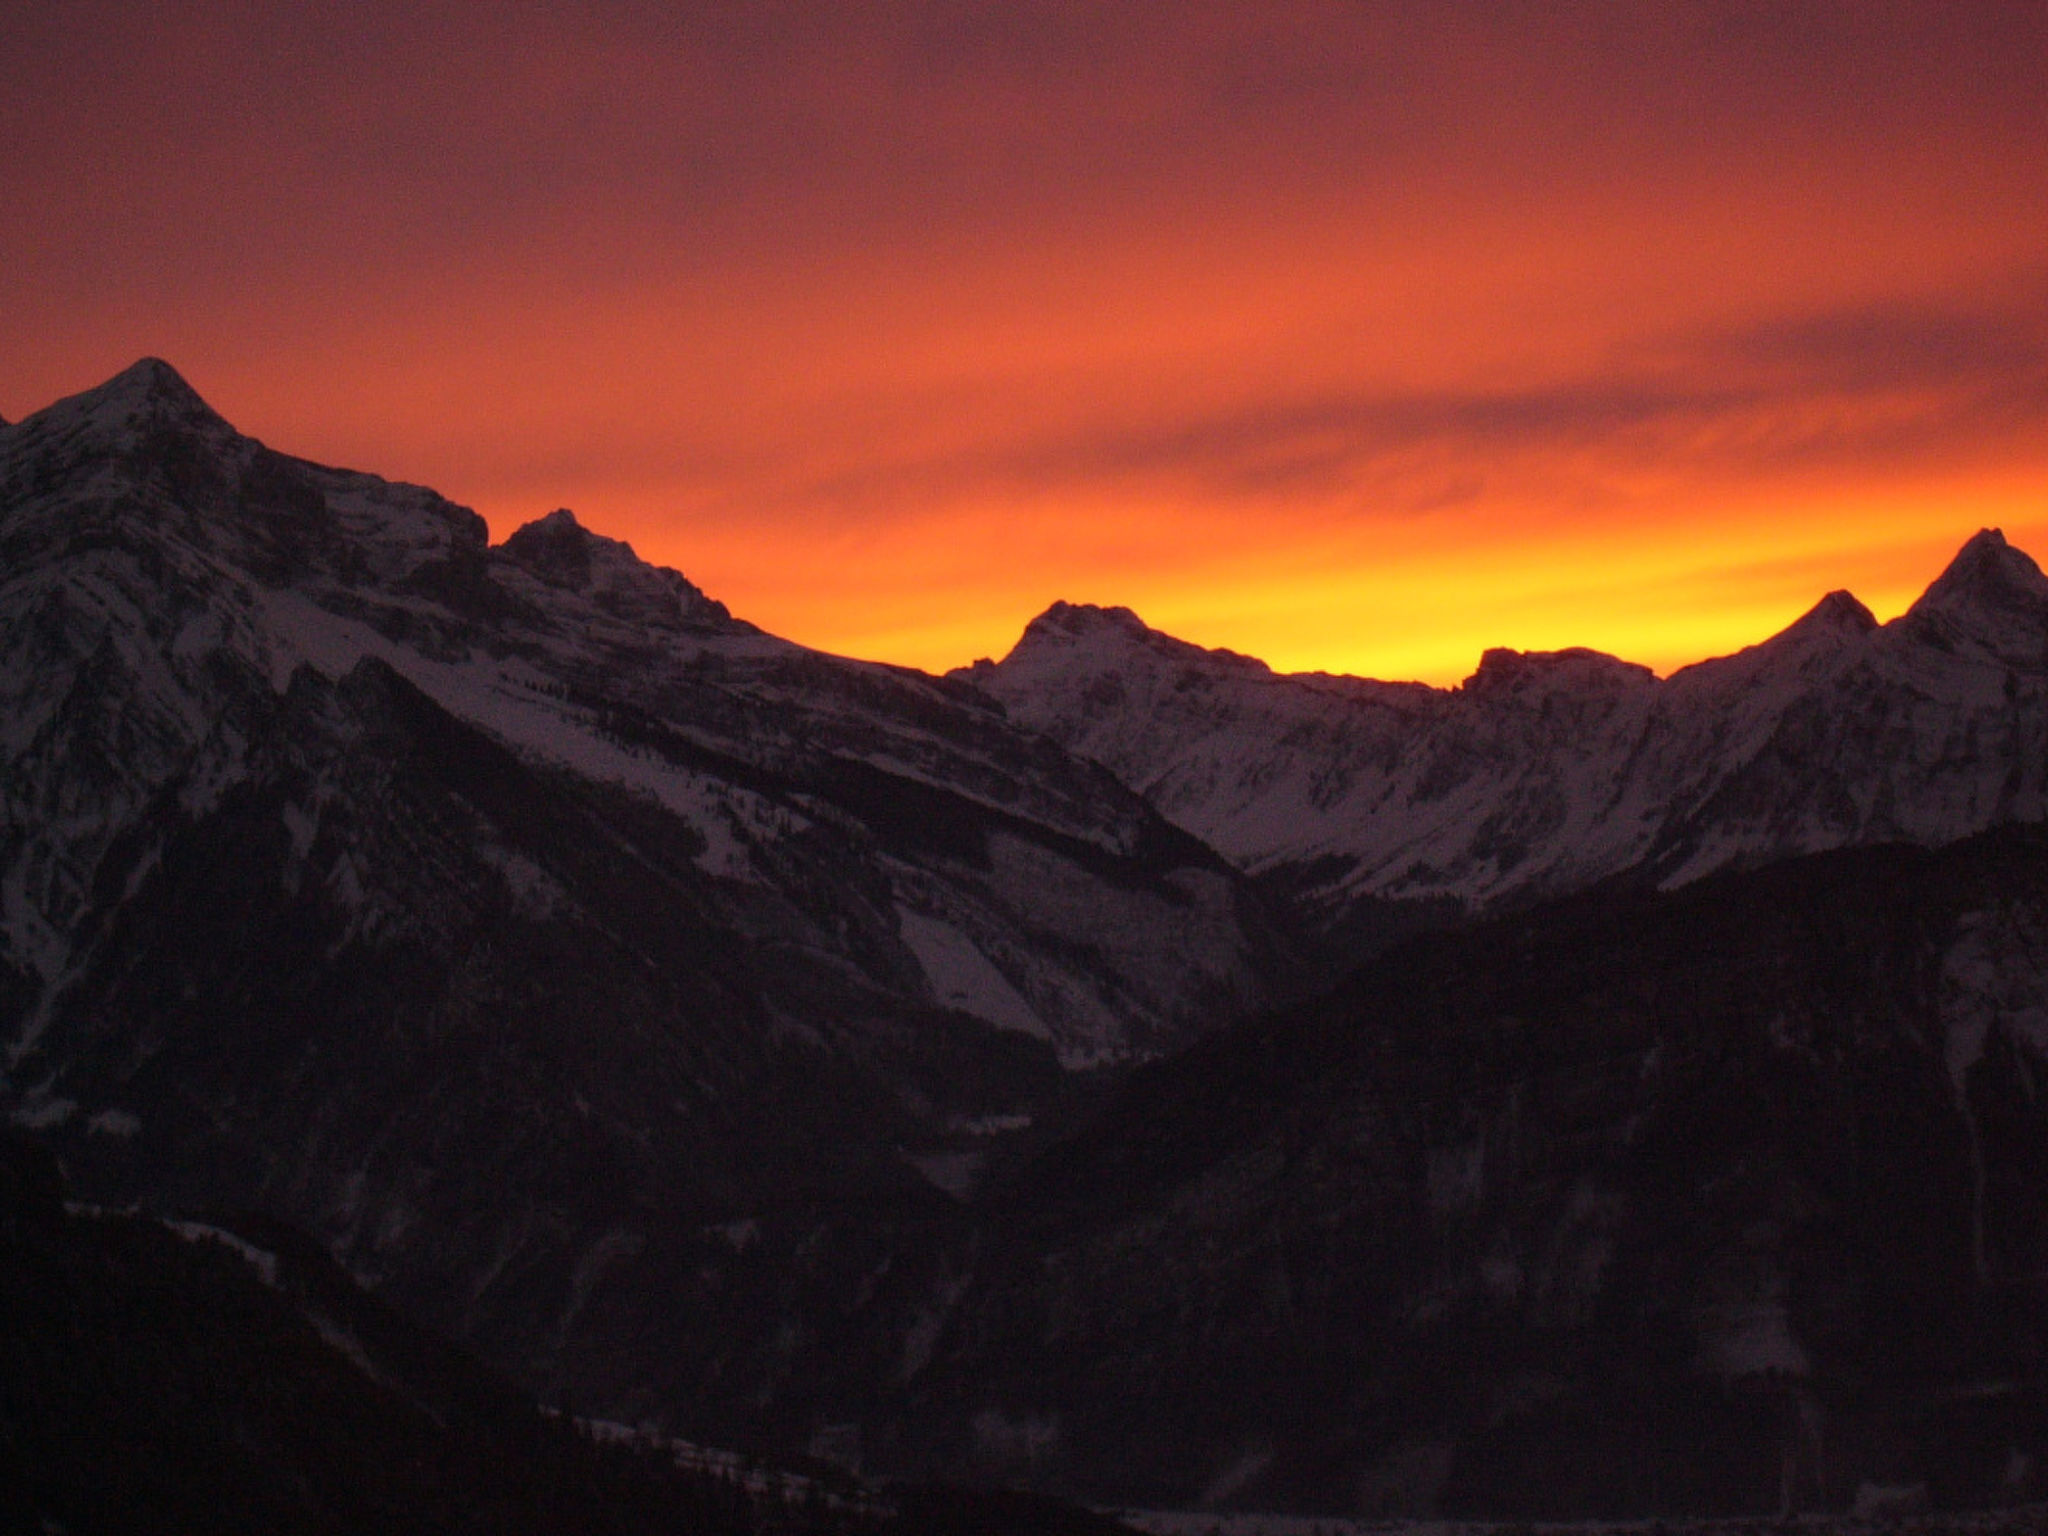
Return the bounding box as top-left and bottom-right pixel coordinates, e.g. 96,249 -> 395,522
768,281 -> 2048,521
5,3 -> 2047,677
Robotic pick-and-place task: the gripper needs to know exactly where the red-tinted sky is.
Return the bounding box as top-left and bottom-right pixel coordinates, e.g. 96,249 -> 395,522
6,1 -> 2046,681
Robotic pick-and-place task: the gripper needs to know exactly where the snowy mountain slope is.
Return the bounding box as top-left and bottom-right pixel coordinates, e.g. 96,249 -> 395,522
0,358 -> 1291,1435
958,532 -> 2048,925
0,360 -> 1278,1078
11,356 -> 2048,1516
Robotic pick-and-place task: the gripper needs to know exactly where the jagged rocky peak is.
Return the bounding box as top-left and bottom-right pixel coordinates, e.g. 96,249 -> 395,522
1903,527 -> 2048,664
957,601 -> 1145,683
1037,599 -> 1150,636
499,506 -> 736,631
1462,644 -> 1655,698
1011,600 -> 1159,655
998,599 -> 1274,678
500,506 -> 606,585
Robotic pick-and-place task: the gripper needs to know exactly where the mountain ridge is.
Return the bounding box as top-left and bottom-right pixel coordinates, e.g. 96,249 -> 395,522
960,526 -> 2048,930
3,358 -> 1280,1072
990,530 -> 2031,699
0,358 -> 1291,1446
10,358 -> 2048,1516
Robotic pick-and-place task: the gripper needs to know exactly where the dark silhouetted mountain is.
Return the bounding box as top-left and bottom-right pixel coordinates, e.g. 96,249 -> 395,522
819,825 -> 2048,1519
0,1130 -> 840,1534
0,1129 -> 1141,1535
0,360 -> 1286,1436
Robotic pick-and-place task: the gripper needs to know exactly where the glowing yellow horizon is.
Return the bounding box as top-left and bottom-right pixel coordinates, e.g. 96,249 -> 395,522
7,5 -> 2043,695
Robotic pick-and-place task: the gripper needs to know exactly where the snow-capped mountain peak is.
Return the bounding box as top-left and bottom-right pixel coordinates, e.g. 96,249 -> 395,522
1915,526 -> 2045,605
1784,587 -> 1879,641
1903,527 -> 2048,666
964,529 -> 2048,921
26,357 -> 234,448
971,601 -> 1278,701
1669,588 -> 1878,689
1014,601 -> 1201,664
3,359 -> 1277,1077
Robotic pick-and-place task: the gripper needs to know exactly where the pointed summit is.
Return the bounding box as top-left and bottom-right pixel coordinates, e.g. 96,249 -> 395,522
1758,588 -> 1878,654
1911,529 -> 2048,614
106,355 -> 199,397
988,601 -> 1155,670
1796,589 -> 1879,634
1903,529 -> 2048,665
80,357 -> 223,423
1664,586 -> 1876,698
21,357 -> 236,446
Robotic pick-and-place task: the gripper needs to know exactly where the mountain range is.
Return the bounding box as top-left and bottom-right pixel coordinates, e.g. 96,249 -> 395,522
960,532 -> 2048,934
5,359 -> 2048,1522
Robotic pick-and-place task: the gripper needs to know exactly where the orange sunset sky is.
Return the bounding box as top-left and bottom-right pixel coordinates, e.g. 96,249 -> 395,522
5,1 -> 2046,684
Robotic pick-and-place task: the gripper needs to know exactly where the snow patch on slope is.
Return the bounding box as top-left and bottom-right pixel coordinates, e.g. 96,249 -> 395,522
258,589 -> 795,881
896,908 -> 1048,1039
168,1221 -> 281,1288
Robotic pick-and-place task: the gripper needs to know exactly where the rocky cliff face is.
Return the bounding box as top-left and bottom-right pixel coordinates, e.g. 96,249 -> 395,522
960,534 -> 2048,938
0,360 -> 1285,1418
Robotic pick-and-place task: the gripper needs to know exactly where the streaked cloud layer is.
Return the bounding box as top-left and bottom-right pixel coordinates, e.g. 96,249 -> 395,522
5,1 -> 2046,680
